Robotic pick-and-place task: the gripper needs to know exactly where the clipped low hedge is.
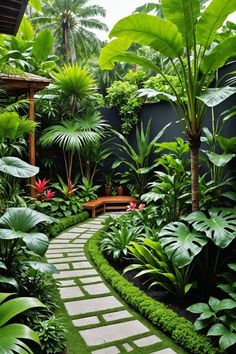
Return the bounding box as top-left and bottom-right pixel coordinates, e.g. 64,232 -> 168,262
47,211 -> 89,239
87,230 -> 220,354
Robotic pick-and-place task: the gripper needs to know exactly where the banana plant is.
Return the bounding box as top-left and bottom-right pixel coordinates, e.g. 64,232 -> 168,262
0,293 -> 44,354
99,0 -> 236,211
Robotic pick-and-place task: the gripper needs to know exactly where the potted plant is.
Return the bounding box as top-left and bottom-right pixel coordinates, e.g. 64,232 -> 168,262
103,173 -> 116,196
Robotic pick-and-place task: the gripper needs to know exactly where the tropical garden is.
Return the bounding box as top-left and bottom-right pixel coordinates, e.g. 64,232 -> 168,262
1,0 -> 236,353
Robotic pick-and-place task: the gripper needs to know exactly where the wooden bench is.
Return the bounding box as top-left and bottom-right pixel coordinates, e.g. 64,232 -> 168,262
83,196 -> 138,218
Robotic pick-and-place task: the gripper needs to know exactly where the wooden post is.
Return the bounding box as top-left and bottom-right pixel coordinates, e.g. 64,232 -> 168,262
28,86 -> 36,198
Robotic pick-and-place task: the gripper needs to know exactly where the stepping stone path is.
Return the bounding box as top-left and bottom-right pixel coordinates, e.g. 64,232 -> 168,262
46,213 -> 182,354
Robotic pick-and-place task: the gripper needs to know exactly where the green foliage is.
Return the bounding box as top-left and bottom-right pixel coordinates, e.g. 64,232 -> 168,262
0,207 -> 53,268
126,239 -> 193,297
35,195 -> 83,218
88,230 -> 219,354
32,316 -> 66,354
218,263 -> 236,301
0,293 -> 43,354
46,211 -> 89,239
188,296 -> 236,351
142,138 -> 190,222
113,120 -> 170,196
159,222 -> 207,268
106,80 -> 141,134
78,177 -> 100,202
0,157 -> 39,178
100,224 -> 142,261
123,68 -> 148,88
186,208 -> 236,248
143,74 -> 183,102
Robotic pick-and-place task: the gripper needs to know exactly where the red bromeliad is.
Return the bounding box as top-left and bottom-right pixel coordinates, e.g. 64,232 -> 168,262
35,178 -> 49,195
45,189 -> 55,201
127,202 -> 145,212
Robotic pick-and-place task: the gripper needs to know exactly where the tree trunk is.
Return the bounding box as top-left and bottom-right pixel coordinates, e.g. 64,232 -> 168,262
62,21 -> 69,63
189,136 -> 201,212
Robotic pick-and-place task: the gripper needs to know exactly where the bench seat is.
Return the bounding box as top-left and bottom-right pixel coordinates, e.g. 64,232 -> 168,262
83,196 -> 138,218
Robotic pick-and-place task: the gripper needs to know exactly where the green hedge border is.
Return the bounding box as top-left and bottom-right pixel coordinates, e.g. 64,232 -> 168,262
87,230 -> 220,354
47,211 -> 89,239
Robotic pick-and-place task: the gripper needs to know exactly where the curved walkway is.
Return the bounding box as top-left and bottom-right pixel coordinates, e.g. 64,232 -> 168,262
46,213 -> 182,354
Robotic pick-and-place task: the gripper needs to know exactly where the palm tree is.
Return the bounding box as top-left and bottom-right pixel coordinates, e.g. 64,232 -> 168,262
33,0 -> 108,63
100,0 -> 236,211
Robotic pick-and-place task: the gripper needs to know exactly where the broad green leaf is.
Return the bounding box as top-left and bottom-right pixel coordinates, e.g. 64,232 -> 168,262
196,0 -> 236,47
0,297 -> 44,327
186,208 -> 236,248
0,323 -> 39,344
23,233 -> 49,256
24,261 -> 58,274
32,29 -> 54,63
208,324 -> 236,350
162,0 -> 200,48
217,136 -> 236,153
0,293 -> 13,304
187,302 -> 210,314
0,207 -> 53,232
0,262 -> 6,270
197,87 -> 236,107
201,37 -> 236,73
18,16 -> 34,41
136,88 -> 177,102
159,222 -> 207,267
0,276 -> 18,290
99,39 -> 160,72
29,0 -> 42,11
206,152 -> 235,167
0,157 -> 39,178
109,14 -> 184,58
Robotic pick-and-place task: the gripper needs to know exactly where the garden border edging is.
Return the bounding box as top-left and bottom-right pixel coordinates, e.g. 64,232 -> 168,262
87,229 -> 220,354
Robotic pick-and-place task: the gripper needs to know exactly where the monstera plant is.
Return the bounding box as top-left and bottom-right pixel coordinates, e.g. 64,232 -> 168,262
99,0 -> 236,211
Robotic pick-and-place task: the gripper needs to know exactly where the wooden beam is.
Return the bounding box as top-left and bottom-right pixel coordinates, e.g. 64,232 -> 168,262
28,86 -> 36,198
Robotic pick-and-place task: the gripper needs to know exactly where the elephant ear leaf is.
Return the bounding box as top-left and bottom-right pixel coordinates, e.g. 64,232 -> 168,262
0,157 -> 39,178
159,222 -> 207,267
186,208 -> 236,248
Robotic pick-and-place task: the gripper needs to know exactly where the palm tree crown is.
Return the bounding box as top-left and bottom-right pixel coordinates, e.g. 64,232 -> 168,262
34,0 -> 108,63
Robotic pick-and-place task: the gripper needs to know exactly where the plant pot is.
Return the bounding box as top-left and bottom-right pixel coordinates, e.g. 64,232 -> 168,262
117,186 -> 124,196
104,188 -> 111,196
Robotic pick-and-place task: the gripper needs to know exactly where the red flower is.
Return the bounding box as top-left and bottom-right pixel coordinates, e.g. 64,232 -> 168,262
127,202 -> 137,212
45,189 -> 55,201
138,203 -> 145,212
35,178 -> 49,194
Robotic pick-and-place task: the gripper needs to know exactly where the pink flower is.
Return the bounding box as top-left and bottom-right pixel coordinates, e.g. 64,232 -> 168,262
127,202 -> 137,212
138,203 -> 145,211
45,189 -> 55,201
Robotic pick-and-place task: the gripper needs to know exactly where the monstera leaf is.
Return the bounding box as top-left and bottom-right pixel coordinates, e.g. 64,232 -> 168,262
186,208 -> 236,248
0,157 -> 39,178
159,222 -> 207,267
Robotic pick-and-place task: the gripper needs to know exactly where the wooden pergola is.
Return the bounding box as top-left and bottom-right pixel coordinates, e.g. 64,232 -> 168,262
0,0 -> 29,35
0,73 -> 51,197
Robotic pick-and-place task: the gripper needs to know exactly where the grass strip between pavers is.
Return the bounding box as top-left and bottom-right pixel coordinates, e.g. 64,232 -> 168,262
87,228 -> 221,354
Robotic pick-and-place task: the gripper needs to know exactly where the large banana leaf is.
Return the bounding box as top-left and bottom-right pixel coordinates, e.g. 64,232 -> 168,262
197,87 -> 236,107
99,39 -> 160,72
186,208 -> 236,248
0,207 -> 53,232
0,157 -> 39,178
201,37 -> 236,73
159,222 -> 207,267
32,29 -> 54,63
196,0 -> 236,47
109,14 -> 184,58
162,0 -> 200,48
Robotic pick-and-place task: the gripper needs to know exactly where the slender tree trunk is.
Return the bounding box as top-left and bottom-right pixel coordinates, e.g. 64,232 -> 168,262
62,20 -> 69,63
189,135 -> 201,212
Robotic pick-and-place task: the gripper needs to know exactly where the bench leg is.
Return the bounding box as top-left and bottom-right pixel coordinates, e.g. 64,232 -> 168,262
92,208 -> 96,218
103,204 -> 105,214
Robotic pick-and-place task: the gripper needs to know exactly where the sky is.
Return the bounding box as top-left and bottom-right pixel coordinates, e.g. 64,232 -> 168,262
94,0 -> 146,40
94,0 -> 236,41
